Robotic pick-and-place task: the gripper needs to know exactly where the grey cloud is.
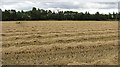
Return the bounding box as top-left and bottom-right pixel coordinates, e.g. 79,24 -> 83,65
96,2 -> 117,4
41,2 -> 81,9
95,2 -> 118,9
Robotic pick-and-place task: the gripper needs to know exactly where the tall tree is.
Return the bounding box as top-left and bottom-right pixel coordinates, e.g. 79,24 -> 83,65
2,7 -> 118,21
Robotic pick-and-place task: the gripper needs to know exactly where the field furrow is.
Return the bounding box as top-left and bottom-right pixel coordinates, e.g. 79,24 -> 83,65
2,30 -> 118,41
2,33 -> 117,47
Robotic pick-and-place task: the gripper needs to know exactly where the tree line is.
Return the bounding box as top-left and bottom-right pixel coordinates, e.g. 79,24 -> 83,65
2,7 -> 120,21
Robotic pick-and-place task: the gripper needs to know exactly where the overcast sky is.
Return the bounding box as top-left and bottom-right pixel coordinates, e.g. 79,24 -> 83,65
0,0 -> 119,14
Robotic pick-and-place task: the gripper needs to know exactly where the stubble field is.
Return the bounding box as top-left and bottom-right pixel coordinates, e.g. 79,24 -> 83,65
1,21 -> 119,65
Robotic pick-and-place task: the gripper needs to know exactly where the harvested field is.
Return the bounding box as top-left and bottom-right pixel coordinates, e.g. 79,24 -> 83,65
1,21 -> 118,65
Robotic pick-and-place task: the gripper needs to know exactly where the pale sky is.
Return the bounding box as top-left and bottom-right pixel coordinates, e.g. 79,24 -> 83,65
0,0 -> 119,14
